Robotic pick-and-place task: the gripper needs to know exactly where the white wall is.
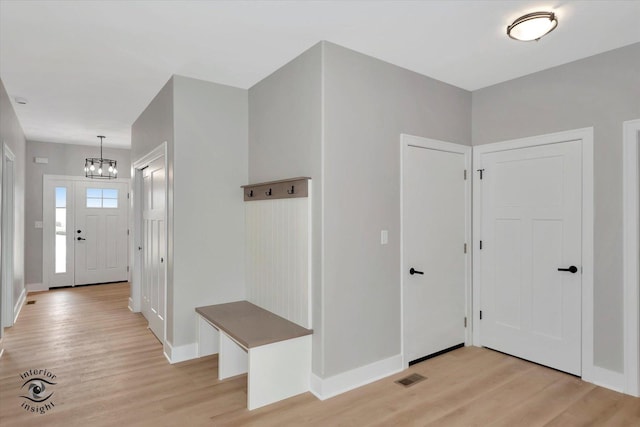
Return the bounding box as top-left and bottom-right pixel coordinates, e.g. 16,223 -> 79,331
472,42 -> 640,373
24,140 -> 131,285
0,78 -> 26,323
171,75 -> 247,348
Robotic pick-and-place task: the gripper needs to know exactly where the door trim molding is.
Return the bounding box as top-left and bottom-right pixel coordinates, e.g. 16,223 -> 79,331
400,134 -> 472,367
1,144 -> 16,329
472,127 -> 594,381
623,118 -> 640,396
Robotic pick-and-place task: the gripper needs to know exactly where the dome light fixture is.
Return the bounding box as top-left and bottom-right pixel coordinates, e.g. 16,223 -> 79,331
507,11 -> 558,41
84,136 -> 118,179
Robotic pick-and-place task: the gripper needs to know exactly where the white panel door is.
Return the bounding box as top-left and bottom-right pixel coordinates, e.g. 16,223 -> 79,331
75,181 -> 128,285
479,140 -> 582,375
141,157 -> 166,342
403,141 -> 467,363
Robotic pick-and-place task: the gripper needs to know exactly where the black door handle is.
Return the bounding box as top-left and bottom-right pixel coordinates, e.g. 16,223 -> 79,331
410,268 -> 424,275
558,266 -> 578,273
77,237 -> 86,241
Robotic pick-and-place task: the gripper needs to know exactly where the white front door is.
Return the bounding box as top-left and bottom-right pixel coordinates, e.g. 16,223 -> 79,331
402,136 -> 470,364
141,157 -> 166,342
43,177 -> 129,288
74,181 -> 129,285
478,140 -> 582,375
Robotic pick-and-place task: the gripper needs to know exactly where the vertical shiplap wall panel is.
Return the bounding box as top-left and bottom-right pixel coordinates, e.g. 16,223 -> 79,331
245,194 -> 311,329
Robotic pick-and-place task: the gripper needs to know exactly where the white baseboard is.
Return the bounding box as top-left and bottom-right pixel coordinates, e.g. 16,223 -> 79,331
13,288 -> 27,323
26,283 -> 48,292
164,341 -> 198,364
588,366 -> 625,393
310,354 -> 404,400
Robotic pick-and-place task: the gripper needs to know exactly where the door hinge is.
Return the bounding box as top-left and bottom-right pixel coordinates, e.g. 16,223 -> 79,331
464,243 -> 467,254
479,240 -> 483,250
464,317 -> 467,328
464,169 -> 467,180
480,310 -> 483,320
477,168 -> 485,180
127,192 -> 130,199
127,229 -> 130,236
127,266 -> 130,272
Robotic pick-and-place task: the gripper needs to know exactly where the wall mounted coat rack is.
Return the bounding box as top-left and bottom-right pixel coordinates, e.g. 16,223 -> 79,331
241,177 -> 310,201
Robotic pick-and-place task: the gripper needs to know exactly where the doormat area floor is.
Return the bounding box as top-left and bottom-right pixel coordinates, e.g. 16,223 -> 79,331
395,373 -> 426,387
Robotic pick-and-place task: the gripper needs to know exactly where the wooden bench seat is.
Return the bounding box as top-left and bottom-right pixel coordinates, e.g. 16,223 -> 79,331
195,301 -> 313,410
196,301 -> 312,349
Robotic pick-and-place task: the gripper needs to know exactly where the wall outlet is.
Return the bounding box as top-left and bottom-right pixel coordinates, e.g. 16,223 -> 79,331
35,221 -> 43,229
381,230 -> 388,245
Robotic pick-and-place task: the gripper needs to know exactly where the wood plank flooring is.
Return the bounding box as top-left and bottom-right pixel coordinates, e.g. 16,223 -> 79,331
0,283 -> 638,426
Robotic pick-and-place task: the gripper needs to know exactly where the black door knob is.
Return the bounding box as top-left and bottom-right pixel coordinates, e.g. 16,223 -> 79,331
557,266 -> 578,273
77,237 -> 86,241
410,268 -> 424,275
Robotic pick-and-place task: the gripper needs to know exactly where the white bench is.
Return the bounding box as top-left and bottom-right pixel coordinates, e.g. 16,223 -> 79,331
195,301 -> 313,410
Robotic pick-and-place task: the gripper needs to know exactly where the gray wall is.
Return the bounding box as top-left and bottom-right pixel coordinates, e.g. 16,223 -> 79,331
249,41 -> 471,378
24,140 -> 131,285
131,77 -> 175,342
322,42 -> 471,377
249,42 -> 323,372
472,42 -> 640,373
172,75 -> 247,347
132,76 -> 247,350
0,78 -> 26,321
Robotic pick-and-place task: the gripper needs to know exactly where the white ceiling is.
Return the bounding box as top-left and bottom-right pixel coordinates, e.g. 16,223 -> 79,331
1,0 -> 639,149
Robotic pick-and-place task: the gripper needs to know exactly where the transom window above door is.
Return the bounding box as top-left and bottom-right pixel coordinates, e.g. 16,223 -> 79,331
86,188 -> 118,208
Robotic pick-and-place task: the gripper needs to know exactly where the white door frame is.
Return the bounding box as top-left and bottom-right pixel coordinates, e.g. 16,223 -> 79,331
472,127 -> 594,381
1,144 -> 16,329
130,142 -> 167,333
42,174 -> 131,288
400,134 -> 472,366
623,118 -> 640,397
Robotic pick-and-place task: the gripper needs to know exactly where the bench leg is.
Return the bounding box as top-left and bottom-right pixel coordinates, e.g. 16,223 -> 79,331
247,335 -> 311,410
197,316 -> 219,357
219,333 -> 248,380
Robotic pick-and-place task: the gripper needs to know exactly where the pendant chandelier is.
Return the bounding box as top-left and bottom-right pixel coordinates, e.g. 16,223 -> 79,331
85,135 -> 118,179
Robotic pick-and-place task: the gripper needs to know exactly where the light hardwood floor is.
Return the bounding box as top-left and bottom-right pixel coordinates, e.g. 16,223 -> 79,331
0,283 -> 638,426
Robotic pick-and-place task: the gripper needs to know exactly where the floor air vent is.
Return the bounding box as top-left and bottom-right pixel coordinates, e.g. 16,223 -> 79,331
395,373 -> 426,387
26,300 -> 36,305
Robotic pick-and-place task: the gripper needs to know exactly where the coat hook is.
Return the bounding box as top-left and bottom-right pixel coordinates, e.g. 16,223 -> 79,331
287,185 -> 295,195
266,188 -> 272,196
248,189 -> 254,198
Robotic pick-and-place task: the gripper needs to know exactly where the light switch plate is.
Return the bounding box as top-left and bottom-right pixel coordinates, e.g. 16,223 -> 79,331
381,230 -> 388,245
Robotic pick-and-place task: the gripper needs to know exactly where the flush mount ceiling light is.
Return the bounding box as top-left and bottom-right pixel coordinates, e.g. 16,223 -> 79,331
84,135 -> 118,179
507,11 -> 558,41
